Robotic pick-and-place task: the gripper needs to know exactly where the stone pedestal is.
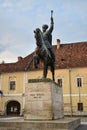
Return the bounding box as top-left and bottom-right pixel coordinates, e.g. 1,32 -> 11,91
24,78 -> 64,120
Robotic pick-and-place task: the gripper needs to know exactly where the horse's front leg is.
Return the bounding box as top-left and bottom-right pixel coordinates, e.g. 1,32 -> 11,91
52,70 -> 55,81
52,66 -> 55,81
43,60 -> 48,79
51,64 -> 55,81
33,54 -> 39,68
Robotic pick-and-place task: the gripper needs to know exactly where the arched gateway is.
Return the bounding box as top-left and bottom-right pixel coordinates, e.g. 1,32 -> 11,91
6,101 -> 20,116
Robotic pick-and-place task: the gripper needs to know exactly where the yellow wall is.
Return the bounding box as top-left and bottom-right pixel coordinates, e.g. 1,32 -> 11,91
0,72 -> 24,115
27,67 -> 87,115
2,72 -> 24,94
0,67 -> 87,116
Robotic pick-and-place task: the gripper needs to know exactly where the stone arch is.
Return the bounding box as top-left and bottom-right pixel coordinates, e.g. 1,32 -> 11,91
6,100 -> 21,116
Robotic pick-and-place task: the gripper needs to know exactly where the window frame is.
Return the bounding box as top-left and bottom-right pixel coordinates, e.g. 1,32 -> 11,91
77,102 -> 83,111
57,78 -> 63,87
9,77 -> 16,91
9,81 -> 16,90
76,76 -> 83,87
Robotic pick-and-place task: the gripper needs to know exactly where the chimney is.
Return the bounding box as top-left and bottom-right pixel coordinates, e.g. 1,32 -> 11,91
18,56 -> 23,61
57,39 -> 60,49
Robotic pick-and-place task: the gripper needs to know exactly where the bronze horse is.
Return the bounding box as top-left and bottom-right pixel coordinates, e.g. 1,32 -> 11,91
33,28 -> 55,81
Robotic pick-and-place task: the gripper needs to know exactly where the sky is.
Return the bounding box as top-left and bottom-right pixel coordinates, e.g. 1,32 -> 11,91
0,0 -> 87,63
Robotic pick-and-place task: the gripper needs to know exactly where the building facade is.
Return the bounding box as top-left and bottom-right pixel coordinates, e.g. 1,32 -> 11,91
0,41 -> 87,116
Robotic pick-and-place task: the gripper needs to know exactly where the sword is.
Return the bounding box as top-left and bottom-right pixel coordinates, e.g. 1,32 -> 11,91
51,10 -> 53,18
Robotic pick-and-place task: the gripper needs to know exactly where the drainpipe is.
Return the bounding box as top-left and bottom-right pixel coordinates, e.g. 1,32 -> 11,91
0,73 -> 1,90
69,69 -> 73,116
22,72 -> 27,115
0,73 -> 3,115
78,79 -> 81,103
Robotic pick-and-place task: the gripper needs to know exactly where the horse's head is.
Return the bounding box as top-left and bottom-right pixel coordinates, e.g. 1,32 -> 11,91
34,28 -> 41,38
34,28 -> 43,47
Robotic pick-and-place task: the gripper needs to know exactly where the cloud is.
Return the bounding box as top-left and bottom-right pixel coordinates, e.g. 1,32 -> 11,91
0,50 -> 18,63
53,0 -> 87,42
0,26 -> 35,61
0,32 -> 16,45
0,0 -> 38,11
17,0 -> 36,11
0,44 -> 7,52
0,32 -> 15,54
0,0 -> 87,63
0,32 -> 20,54
0,0 -> 13,8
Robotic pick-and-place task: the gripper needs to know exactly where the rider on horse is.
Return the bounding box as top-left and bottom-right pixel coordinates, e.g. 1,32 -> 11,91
42,16 -> 55,63
34,11 -> 55,66
33,11 -> 55,81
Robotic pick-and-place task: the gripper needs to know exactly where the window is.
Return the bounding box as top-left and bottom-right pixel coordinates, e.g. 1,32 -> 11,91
9,77 -> 16,90
77,77 -> 82,87
78,103 -> 83,111
57,79 -> 62,87
10,81 -> 16,90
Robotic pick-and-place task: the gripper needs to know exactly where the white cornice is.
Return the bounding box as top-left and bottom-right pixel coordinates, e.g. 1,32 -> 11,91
63,94 -> 87,97
3,93 -> 23,97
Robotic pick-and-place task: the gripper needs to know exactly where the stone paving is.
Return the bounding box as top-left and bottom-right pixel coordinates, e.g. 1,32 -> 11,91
75,125 -> 87,130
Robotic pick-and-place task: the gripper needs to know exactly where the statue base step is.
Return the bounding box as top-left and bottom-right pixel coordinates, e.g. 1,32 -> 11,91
0,118 -> 80,130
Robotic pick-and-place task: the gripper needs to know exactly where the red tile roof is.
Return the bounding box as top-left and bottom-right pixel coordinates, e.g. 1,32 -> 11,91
0,42 -> 87,73
55,41 -> 87,68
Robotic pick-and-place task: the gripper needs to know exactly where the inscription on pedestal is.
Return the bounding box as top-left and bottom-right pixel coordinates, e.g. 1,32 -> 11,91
24,82 -> 53,120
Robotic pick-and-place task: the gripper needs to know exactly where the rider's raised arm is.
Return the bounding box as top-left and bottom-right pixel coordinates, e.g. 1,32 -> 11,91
47,17 -> 54,34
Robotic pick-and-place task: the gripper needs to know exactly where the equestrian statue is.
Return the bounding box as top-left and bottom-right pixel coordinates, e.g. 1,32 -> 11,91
33,10 -> 55,81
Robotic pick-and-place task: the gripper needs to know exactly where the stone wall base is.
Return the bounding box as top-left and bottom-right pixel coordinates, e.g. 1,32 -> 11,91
0,118 -> 80,130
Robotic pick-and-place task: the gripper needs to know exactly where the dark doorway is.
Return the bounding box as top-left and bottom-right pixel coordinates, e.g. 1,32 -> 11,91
6,101 -> 20,116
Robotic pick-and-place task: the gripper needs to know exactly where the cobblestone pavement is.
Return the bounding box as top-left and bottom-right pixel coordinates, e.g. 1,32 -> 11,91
74,117 -> 87,130
75,125 -> 87,130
